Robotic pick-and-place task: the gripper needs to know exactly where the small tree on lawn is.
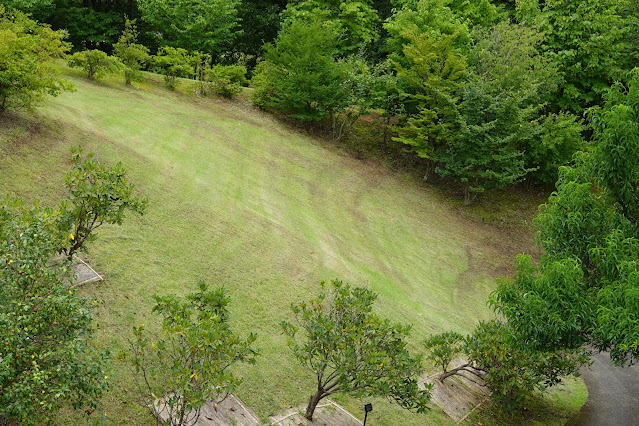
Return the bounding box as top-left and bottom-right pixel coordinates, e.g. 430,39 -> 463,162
67,49 -> 122,81
281,280 -> 431,421
113,17 -> 150,85
123,281 -> 258,426
0,199 -> 110,424
152,47 -> 196,90
57,147 -> 147,260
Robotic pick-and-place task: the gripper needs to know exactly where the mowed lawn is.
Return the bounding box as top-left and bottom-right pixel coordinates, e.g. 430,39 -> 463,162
0,74 -> 582,425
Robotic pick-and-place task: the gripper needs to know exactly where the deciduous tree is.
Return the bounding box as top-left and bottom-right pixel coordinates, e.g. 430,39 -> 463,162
492,70 -> 639,364
57,148 -> 147,260
152,47 -> 196,90
67,49 -> 122,81
124,282 -> 258,426
425,320 -> 587,411
252,19 -> 351,122
281,280 -> 430,421
113,18 -> 150,85
0,6 -> 72,112
138,0 -> 241,60
283,0 -> 380,54
540,0 -> 624,113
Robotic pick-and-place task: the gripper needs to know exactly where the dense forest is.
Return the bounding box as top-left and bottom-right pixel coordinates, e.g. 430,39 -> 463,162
6,0 -> 639,202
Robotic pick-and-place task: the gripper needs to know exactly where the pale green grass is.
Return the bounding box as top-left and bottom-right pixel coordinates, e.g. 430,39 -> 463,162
0,72 -> 580,425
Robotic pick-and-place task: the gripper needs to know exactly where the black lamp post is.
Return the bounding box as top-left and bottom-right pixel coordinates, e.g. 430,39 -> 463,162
363,403 -> 373,426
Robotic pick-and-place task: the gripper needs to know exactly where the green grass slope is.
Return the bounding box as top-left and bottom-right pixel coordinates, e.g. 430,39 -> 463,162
0,73 -> 582,425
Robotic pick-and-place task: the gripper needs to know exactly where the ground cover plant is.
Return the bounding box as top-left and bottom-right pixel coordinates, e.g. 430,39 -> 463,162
0,70 -> 586,425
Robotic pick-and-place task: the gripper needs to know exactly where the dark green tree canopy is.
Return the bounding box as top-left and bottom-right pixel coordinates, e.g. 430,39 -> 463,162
492,70 -> 639,364
283,0 -> 380,54
138,0 -> 241,59
252,18 -> 352,122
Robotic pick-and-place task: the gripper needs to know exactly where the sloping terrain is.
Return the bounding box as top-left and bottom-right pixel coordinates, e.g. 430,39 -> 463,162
0,73 -> 578,425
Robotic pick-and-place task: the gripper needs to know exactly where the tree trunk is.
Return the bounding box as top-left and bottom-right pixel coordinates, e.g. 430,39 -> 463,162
464,184 -> 478,206
304,389 -> 324,421
423,160 -> 435,181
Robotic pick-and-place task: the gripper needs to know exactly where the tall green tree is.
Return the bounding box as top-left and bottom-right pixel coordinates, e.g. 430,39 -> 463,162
45,0 -> 127,51
1,0 -> 54,18
0,200 -> 110,424
619,0 -> 639,73
435,22 -> 564,196
492,70 -> 639,364
233,0 -> 288,69
281,280 -> 431,421
392,30 -> 467,178
252,19 -> 351,122
384,0 -> 470,64
0,6 -> 72,112
138,0 -> 241,60
113,18 -> 150,85
395,22 -> 562,202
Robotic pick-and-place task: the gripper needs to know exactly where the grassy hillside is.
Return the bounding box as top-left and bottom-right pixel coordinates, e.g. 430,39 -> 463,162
0,72 -> 583,425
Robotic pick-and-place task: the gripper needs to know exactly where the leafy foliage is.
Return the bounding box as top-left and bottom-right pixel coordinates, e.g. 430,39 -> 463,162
138,0 -> 241,59
423,331 -> 464,373
113,18 -> 150,85
395,22 -> 559,203
252,19 -> 351,122
425,320 -> 588,411
283,0 -> 380,54
67,49 -> 122,81
124,282 -> 258,426
391,29 -> 467,176
0,200 -> 109,424
281,280 -> 431,420
1,0 -> 54,16
204,64 -> 247,98
539,0 -> 624,112
152,47 -> 196,90
492,71 -> 639,364
0,6 -> 72,112
57,147 -> 147,260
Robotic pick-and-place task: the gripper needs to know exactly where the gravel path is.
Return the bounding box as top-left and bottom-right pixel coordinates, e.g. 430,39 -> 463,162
566,352 -> 639,426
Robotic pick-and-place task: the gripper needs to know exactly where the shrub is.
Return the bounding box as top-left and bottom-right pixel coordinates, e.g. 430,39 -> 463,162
68,49 -> 122,81
204,65 -> 247,98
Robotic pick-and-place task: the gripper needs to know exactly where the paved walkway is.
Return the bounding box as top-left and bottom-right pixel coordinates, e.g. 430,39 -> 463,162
567,352 -> 639,426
